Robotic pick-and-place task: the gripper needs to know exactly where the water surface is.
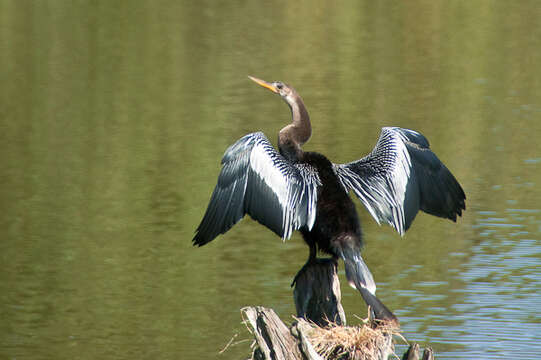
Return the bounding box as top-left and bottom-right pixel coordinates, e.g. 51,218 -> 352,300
1,2 -> 540,359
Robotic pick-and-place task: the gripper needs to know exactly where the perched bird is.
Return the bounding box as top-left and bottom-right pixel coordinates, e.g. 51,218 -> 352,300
193,76 -> 465,321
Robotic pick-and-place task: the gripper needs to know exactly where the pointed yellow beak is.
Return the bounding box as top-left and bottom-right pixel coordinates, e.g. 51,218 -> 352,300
248,75 -> 278,93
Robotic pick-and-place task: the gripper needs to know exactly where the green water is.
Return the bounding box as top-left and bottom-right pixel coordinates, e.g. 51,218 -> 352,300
1,1 -> 540,359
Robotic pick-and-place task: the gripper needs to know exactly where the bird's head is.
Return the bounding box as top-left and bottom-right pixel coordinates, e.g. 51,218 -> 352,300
248,75 -> 296,101
248,75 -> 311,149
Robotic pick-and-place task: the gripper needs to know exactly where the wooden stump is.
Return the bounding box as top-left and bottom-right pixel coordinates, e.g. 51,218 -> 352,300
402,343 -> 419,360
401,343 -> 434,360
293,259 -> 346,326
242,306 -> 304,360
242,306 -> 397,360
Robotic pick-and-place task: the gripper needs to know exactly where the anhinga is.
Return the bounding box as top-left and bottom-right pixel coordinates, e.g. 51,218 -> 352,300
193,76 -> 466,321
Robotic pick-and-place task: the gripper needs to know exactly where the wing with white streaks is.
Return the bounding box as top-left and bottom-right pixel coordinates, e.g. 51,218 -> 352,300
334,127 -> 465,235
193,132 -> 320,246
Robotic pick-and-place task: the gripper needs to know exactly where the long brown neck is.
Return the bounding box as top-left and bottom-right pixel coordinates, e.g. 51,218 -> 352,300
278,92 -> 311,161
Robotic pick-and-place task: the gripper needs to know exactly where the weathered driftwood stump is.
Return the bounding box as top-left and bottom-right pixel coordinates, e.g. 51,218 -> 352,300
401,343 -> 434,360
242,306 -> 396,360
293,258 -> 346,326
242,306 -> 304,360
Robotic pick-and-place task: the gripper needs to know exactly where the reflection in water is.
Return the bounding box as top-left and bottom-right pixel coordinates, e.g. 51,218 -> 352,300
1,1 -> 540,360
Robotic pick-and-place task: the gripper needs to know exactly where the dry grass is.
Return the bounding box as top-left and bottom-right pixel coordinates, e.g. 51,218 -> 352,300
241,306 -> 402,360
304,318 -> 401,360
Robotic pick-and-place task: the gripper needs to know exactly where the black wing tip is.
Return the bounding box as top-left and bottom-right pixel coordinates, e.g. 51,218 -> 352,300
447,193 -> 466,222
192,238 -> 203,247
454,186 -> 467,216
419,179 -> 466,224
192,231 -> 213,247
192,241 -> 204,247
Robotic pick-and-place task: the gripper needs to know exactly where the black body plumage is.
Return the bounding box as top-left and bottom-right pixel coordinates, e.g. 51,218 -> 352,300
297,151 -> 361,254
193,77 -> 466,321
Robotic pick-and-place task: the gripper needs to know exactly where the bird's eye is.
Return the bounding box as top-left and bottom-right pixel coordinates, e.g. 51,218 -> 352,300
276,83 -> 283,90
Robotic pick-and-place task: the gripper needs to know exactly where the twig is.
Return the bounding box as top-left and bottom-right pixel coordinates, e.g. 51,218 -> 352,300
219,333 -> 238,354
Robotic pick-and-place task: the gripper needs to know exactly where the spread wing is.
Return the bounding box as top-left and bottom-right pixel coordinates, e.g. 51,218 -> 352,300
334,127 -> 465,235
193,132 -> 321,246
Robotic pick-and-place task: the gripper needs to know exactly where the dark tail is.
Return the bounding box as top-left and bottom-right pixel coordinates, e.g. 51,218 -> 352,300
356,286 -> 398,324
338,240 -> 398,323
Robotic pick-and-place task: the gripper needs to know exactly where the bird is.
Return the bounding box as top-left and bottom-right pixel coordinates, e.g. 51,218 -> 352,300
193,76 -> 466,321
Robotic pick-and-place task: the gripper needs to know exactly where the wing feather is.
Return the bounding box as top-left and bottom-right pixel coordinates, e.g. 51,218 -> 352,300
193,132 -> 320,246
334,127 -> 465,235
